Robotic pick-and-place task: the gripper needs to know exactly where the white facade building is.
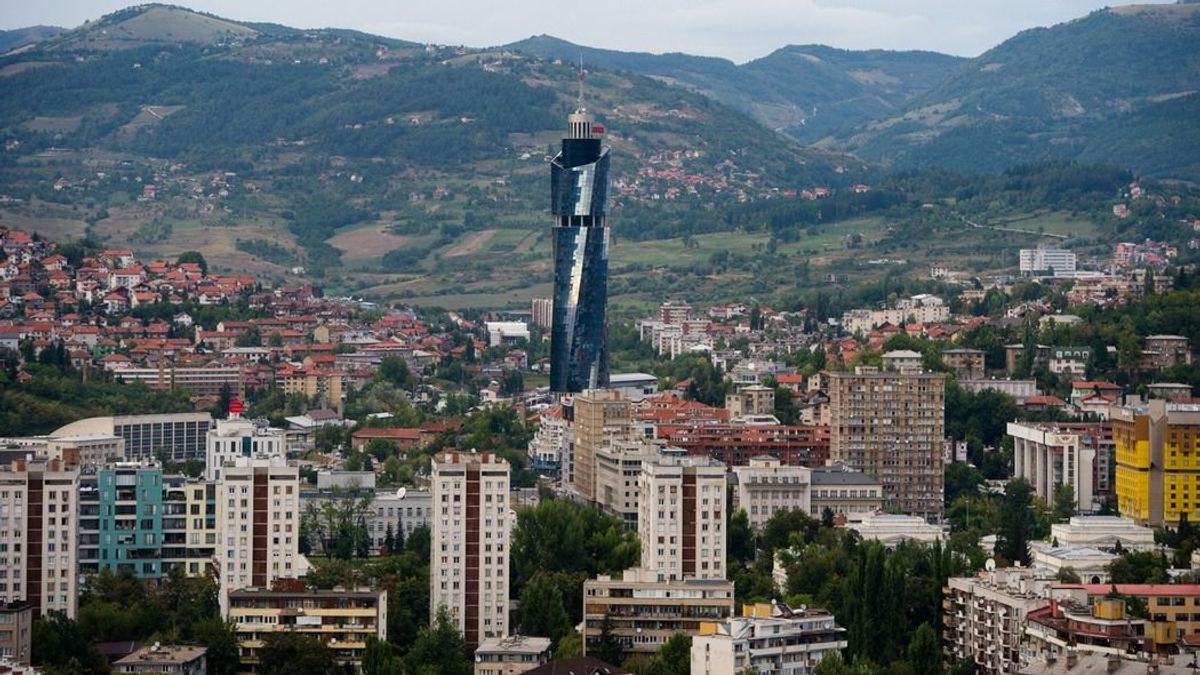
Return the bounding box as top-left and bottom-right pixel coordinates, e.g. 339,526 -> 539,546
691,603 -> 848,675
1009,422 -> 1096,513
1048,516 -> 1156,552
732,457 -> 811,531
430,451 -> 511,648
484,322 -> 530,347
205,416 -> 284,481
0,459 -> 80,619
849,514 -> 943,547
639,456 -> 727,581
1020,247 -> 1077,277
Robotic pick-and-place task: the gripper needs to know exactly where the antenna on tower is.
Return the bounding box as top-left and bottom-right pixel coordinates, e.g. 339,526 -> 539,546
577,49 -> 586,111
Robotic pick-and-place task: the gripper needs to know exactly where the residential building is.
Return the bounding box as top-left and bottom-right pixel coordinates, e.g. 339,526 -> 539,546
583,568 -> 735,660
573,389 -> 632,503
1048,347 -> 1091,376
1020,654 -> 1196,675
1144,335 -> 1192,369
828,366 -> 946,517
485,321 -> 530,347
1048,516 -> 1156,552
607,373 -> 660,402
809,464 -> 885,521
1112,400 -> 1200,526
1009,422 -> 1097,513
215,457 -> 304,608
527,405 -> 570,475
1055,584 -> 1200,639
227,587 -> 386,672
960,379 -> 1039,402
1020,247 -> 1077,277
525,657 -> 630,675
594,441 -> 664,529
531,298 -> 552,328
0,459 -> 80,619
725,385 -> 775,420
638,456 -> 726,581
205,415 -> 284,481
848,514 -> 942,547
114,645 -> 207,675
732,457 -> 810,531
113,365 -> 243,397
474,636 -> 552,675
655,424 -> 829,469
942,349 -> 986,380
369,489 -> 432,551
429,451 -> 511,648
49,413 -> 213,461
881,349 -> 922,373
944,568 -> 1054,675
691,602 -> 848,675
0,603 -> 32,666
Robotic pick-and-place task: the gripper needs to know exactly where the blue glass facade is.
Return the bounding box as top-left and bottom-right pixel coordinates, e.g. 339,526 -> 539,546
550,114 -> 611,393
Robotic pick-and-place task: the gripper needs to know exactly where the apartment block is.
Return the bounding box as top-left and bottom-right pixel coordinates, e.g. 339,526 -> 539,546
227,587 -> 386,672
732,457 -> 810,531
638,456 -> 727,581
944,568 -> 1054,675
655,424 -> 830,469
430,451 -> 511,648
474,636 -> 552,675
583,568 -> 735,659
1055,584 -> 1200,639
573,389 -> 632,503
829,366 -> 945,517
215,457 -> 304,608
0,603 -> 32,666
942,348 -> 986,380
205,416 -> 284,481
691,602 -> 848,675
1113,400 -> 1200,525
0,459 -> 80,618
1019,247 -> 1077,277
114,645 -> 207,675
725,385 -> 775,420
595,441 -> 664,529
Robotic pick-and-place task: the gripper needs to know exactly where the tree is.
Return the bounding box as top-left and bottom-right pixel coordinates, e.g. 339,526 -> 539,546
593,613 -> 623,668
727,509 -> 755,567
1055,567 -> 1082,583
519,573 -> 570,648
1052,483 -> 1076,522
258,631 -> 335,675
362,635 -> 402,675
646,632 -> 691,675
32,611 -> 112,674
996,478 -> 1034,566
379,356 -> 416,390
407,606 -> 471,675
555,629 -> 583,659
944,463 -> 983,507
177,251 -> 208,275
193,618 -> 240,675
906,623 -> 941,675
1108,551 -> 1171,584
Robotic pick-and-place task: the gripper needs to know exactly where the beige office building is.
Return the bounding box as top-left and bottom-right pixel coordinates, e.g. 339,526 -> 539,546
732,457 -> 811,531
828,366 -> 945,517
430,451 -> 511,648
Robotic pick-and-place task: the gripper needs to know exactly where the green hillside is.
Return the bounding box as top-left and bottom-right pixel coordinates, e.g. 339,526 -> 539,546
835,4 -> 1200,180
503,36 -> 964,143
0,26 -> 63,53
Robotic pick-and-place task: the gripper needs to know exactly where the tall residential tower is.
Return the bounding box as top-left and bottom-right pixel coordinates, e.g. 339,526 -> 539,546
550,97 -> 611,393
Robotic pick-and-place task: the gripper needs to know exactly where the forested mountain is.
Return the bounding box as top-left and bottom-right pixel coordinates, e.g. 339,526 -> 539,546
502,36 -> 964,143
833,4 -> 1200,180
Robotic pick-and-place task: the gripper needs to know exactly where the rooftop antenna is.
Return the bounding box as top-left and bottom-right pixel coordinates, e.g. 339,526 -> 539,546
577,50 -> 586,112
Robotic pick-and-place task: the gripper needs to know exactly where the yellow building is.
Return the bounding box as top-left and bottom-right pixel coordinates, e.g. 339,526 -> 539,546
1113,400 -> 1200,526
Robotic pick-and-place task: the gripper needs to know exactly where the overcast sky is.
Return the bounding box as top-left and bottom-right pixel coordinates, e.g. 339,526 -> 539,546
5,0 -> 1118,62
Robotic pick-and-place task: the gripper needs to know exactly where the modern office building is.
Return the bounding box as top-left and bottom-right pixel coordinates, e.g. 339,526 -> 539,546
582,568 -> 734,660
227,587 -> 386,672
828,366 -> 946,517
638,456 -> 726,581
691,602 -> 848,675
215,457 -> 304,608
731,457 -> 811,531
429,451 -> 511,648
0,458 -> 81,618
1112,400 -> 1200,525
205,415 -> 284,481
50,413 -> 213,462
549,98 -> 612,393
474,636 -> 552,675
1019,247 -> 1077,277
573,389 -> 632,503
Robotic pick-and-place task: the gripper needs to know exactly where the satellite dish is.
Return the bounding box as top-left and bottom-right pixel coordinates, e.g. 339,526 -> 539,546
397,487 -> 407,499
985,558 -> 997,572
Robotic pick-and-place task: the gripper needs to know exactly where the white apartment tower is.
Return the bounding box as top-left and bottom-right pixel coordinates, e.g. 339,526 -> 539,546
0,459 -> 81,618
205,414 -> 284,481
216,456 -> 303,609
638,456 -> 726,580
430,451 -> 511,648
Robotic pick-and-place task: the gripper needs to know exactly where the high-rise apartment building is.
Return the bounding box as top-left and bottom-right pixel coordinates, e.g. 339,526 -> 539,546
429,451 -> 511,648
531,298 -> 553,329
549,98 -> 611,393
828,366 -> 945,517
205,415 -> 284,481
1113,399 -> 1200,526
572,389 -> 631,503
638,456 -> 726,580
215,457 -> 303,608
0,459 -> 80,618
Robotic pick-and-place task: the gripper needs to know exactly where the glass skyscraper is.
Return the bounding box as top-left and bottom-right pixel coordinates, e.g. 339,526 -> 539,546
550,106 -> 611,393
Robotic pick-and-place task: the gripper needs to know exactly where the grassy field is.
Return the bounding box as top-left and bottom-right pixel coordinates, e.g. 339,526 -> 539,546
329,220 -> 414,262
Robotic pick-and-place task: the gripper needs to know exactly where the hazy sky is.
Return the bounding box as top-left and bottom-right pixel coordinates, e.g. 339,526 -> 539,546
4,0 -> 1117,62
